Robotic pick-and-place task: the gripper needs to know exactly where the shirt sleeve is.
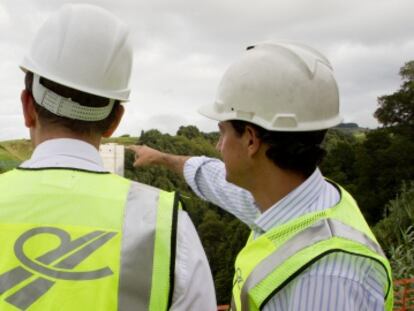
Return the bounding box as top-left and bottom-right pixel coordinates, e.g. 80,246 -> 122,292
183,156 -> 259,227
170,210 -> 217,311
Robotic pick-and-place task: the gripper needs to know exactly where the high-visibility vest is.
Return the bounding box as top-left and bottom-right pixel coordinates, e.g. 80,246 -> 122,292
0,168 -> 179,311
232,182 -> 393,311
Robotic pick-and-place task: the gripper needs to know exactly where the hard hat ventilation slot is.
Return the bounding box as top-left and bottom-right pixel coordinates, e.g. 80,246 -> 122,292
32,74 -> 115,121
236,110 -> 254,120
272,114 -> 298,129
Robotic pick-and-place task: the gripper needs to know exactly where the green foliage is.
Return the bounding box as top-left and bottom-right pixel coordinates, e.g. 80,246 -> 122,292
387,226 -> 414,279
197,208 -> 249,302
0,159 -> 20,173
102,136 -> 137,145
373,182 -> 414,280
322,96 -> 414,226
0,139 -> 32,173
321,130 -> 358,193
375,60 -> 414,136
177,125 -> 201,140
137,128 -> 219,158
352,61 -> 414,224
373,182 -> 414,249
353,130 -> 414,223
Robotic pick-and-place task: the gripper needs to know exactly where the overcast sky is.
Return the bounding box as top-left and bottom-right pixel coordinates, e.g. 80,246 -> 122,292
0,0 -> 413,140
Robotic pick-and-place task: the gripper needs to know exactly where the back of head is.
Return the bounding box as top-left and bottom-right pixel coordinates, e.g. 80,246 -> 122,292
200,42 -> 343,176
21,4 -> 133,134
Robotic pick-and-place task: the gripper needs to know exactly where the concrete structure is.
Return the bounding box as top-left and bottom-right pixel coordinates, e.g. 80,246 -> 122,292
99,143 -> 124,176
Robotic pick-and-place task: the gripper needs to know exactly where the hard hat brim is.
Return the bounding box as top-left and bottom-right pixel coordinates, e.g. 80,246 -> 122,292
198,103 -> 227,122
198,102 -> 343,131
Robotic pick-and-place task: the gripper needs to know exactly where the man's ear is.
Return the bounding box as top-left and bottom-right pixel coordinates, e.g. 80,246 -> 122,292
244,125 -> 261,157
102,104 -> 124,138
21,89 -> 37,128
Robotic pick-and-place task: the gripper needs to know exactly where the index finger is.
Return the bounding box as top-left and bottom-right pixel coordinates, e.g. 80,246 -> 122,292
126,145 -> 141,152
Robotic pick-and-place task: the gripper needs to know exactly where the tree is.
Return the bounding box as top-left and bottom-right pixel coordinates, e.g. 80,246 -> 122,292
352,129 -> 414,224
176,125 -> 201,140
321,130 -> 358,190
375,61 -> 414,135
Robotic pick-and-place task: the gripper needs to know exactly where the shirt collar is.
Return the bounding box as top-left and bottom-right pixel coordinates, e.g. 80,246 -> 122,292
20,138 -> 106,171
253,168 -> 325,234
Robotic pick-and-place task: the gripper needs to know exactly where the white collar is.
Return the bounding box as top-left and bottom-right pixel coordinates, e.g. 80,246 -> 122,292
20,138 -> 106,172
253,168 -> 327,233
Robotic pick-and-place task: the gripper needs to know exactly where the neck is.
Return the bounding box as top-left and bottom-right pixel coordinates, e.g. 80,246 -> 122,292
32,127 -> 101,150
244,164 -> 306,213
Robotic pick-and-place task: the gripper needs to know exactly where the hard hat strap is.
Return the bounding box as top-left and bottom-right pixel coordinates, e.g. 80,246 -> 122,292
31,74 -> 115,121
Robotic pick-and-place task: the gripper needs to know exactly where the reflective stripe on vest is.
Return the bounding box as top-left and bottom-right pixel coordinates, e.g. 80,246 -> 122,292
0,168 -> 177,310
231,183 -> 393,311
239,218 -> 388,310
119,182 -> 178,310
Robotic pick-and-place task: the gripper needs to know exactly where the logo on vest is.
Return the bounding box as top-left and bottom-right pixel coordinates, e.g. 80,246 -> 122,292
0,226 -> 116,310
233,268 -> 244,290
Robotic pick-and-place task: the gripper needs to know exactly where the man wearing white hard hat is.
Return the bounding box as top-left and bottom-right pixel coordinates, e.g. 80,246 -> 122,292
0,4 -> 216,310
129,42 -> 393,310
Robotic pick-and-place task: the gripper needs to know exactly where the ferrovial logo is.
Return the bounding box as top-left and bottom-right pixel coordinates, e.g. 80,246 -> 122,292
233,267 -> 244,290
0,227 -> 116,310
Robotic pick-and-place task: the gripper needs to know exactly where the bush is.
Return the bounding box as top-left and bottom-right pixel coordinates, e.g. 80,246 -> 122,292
373,182 -> 414,279
388,226 -> 414,279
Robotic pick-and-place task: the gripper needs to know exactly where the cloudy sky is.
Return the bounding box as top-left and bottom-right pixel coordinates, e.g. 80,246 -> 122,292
0,0 -> 413,140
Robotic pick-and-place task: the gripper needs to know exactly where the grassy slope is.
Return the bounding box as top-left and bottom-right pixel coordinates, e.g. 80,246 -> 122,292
102,136 -> 138,145
0,139 -> 33,171
0,140 -> 33,160
0,137 -> 138,172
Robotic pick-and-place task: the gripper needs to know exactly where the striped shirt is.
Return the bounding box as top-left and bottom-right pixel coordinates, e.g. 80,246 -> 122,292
184,156 -> 388,311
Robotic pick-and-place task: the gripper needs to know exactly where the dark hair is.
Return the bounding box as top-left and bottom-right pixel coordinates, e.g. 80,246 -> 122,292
24,72 -> 120,136
230,120 -> 327,177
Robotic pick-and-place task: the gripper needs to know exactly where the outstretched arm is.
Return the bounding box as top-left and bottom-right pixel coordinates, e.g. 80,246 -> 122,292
128,145 -> 258,226
127,145 -> 190,178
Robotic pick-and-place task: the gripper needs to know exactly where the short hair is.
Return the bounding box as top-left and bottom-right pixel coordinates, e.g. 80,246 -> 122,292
230,120 -> 327,177
24,71 -> 120,136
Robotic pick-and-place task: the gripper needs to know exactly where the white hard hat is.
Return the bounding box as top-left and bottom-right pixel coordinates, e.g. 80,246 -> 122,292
199,42 -> 342,131
20,4 -> 133,120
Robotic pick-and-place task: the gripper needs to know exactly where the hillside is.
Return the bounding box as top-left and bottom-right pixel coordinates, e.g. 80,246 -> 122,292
0,137 -> 140,173
334,122 -> 369,136
0,124 -> 373,174
0,139 -> 33,172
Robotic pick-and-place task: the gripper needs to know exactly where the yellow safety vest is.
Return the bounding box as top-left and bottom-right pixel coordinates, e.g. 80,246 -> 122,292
232,182 -> 393,311
0,168 -> 179,310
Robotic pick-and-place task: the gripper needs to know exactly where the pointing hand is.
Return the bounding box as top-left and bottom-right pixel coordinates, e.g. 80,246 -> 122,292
127,145 -> 164,167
